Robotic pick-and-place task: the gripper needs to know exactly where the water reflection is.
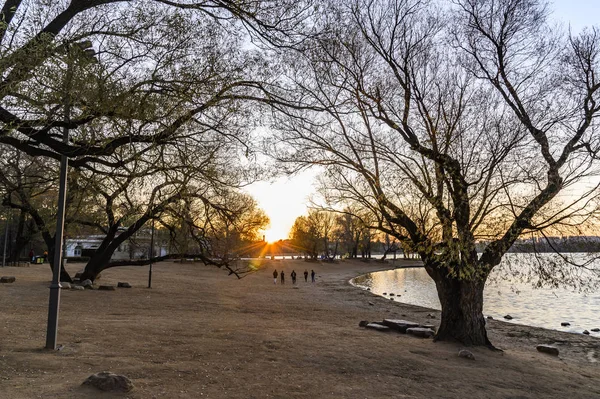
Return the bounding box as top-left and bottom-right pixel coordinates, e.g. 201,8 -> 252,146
352,255 -> 600,336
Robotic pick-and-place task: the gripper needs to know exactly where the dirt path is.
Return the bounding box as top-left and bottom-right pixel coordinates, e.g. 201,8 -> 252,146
0,259 -> 598,398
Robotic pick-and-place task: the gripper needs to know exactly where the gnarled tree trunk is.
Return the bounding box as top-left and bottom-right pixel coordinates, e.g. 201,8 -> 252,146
427,264 -> 491,346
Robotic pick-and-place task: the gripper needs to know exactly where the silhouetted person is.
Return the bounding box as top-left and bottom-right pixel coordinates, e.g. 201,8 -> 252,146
29,249 -> 34,263
311,269 -> 315,283
280,271 -> 285,284
304,269 -> 308,282
273,269 -> 278,284
291,270 -> 297,285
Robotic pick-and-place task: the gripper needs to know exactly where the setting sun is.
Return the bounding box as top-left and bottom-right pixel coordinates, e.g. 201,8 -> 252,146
263,226 -> 288,243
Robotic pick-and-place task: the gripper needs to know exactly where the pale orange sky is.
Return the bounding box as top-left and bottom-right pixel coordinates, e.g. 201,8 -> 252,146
243,168 -> 320,242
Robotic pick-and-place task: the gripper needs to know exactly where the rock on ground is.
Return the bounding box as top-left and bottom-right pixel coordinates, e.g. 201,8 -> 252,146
536,345 -> 559,356
458,350 -> 475,360
81,279 -> 93,289
382,319 -> 420,333
365,323 -> 391,332
358,320 -> 370,327
117,282 -> 132,288
406,327 -> 435,338
60,282 -> 71,289
0,276 -> 16,283
504,315 -> 513,320
98,285 -> 116,291
82,372 -> 134,392
72,285 -> 85,291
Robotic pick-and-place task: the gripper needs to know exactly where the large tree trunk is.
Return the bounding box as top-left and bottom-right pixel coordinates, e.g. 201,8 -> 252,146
431,268 -> 491,346
80,251 -> 113,282
47,248 -> 73,283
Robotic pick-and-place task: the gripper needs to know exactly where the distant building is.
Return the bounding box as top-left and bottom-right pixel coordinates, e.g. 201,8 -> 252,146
65,228 -> 169,260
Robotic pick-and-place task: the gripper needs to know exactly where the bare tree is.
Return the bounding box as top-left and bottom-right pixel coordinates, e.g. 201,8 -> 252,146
272,0 -> 600,346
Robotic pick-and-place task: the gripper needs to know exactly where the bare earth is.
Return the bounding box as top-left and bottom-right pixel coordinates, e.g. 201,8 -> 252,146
0,259 -> 599,398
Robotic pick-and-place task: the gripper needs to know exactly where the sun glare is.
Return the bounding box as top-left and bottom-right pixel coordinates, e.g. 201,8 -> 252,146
263,227 -> 287,243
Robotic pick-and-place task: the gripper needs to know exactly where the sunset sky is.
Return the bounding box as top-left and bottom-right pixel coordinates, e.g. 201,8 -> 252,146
244,0 -> 600,242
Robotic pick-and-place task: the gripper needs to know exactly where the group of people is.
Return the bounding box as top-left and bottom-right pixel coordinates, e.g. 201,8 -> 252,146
272,269 -> 315,285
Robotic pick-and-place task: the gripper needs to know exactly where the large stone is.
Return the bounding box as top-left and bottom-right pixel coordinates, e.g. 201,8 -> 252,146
117,282 -> 132,288
81,279 -> 93,289
583,330 -> 590,335
504,314 -> 513,320
98,285 -> 115,291
358,320 -> 370,327
591,328 -> 600,332
82,372 -> 134,393
536,345 -> 559,356
458,350 -> 475,360
0,276 -> 16,283
60,282 -> 71,289
406,327 -> 435,338
561,322 -> 570,327
72,285 -> 85,291
365,323 -> 391,332
382,319 -> 420,333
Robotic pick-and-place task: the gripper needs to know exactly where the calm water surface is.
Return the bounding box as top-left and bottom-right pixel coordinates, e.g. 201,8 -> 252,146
352,254 -> 600,336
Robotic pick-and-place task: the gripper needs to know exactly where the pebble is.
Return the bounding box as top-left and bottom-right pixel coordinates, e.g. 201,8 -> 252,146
426,313 -> 436,319
458,350 -> 475,360
60,282 -> 71,289
0,276 -> 16,283
561,322 -> 570,327
72,286 -> 85,291
117,282 -> 132,288
504,315 -> 513,320
358,320 -> 370,327
487,316 -> 494,320
368,302 -> 375,306
591,328 -> 600,332
98,285 -> 116,291
583,330 -> 590,335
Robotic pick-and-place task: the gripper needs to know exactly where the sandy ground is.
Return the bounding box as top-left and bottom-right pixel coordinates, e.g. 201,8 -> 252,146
0,259 -> 599,398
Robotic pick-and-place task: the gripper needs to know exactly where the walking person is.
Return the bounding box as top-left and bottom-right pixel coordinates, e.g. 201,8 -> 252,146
273,269 -> 278,284
280,270 -> 285,284
311,269 -> 315,283
304,269 -> 308,282
29,249 -> 35,263
291,270 -> 297,285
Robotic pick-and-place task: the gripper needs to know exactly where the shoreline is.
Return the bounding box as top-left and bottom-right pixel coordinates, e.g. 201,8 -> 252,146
349,262 -> 600,339
0,259 -> 598,398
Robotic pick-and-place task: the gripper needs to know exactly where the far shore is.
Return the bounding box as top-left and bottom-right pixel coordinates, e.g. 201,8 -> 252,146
0,259 -> 598,398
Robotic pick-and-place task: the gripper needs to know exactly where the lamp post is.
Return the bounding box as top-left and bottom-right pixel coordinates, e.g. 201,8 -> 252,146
2,209 -> 9,267
148,219 -> 155,288
45,41 -> 96,350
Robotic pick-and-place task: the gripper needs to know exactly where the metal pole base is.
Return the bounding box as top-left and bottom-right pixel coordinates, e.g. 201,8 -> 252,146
45,283 -> 61,350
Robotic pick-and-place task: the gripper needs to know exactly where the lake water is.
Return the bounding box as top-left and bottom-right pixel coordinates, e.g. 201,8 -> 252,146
351,253 -> 600,336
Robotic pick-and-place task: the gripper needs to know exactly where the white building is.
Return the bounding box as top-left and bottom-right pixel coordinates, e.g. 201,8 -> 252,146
65,230 -> 169,260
